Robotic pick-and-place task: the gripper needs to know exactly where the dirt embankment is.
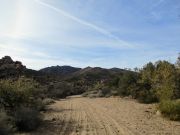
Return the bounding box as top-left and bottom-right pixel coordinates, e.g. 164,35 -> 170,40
26,96 -> 180,135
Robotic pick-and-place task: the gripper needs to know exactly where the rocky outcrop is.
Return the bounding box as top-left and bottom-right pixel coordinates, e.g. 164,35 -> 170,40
0,56 -> 26,78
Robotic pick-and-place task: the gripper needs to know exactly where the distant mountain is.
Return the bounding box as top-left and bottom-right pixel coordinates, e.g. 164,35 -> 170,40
70,66 -> 128,78
0,56 -> 135,96
71,67 -> 113,78
110,68 -> 127,73
64,66 -> 130,86
40,66 -> 81,75
0,56 -> 133,87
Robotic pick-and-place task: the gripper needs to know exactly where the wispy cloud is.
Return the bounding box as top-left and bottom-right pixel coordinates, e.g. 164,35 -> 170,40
34,0 -> 133,48
0,42 -> 53,60
0,0 -> 178,69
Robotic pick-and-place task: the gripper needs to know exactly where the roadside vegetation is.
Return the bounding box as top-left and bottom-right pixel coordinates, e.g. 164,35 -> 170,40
0,77 -> 51,134
0,54 -> 180,135
85,54 -> 180,121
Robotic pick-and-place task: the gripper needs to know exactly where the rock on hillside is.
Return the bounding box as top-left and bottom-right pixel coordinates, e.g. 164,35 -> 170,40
0,56 -> 26,78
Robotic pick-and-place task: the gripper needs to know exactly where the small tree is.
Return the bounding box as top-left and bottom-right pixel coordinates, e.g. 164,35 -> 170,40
139,62 -> 155,88
118,72 -> 138,96
153,61 -> 176,101
137,62 -> 157,103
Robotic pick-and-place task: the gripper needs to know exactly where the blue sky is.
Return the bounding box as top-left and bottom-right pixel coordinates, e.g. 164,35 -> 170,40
0,0 -> 180,70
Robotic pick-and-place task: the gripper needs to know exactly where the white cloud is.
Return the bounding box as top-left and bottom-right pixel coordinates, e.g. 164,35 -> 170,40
34,0 -> 134,48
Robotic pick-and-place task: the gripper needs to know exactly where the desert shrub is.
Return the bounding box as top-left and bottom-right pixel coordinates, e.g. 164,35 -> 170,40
47,82 -> 73,98
31,98 -> 46,111
88,94 -> 98,98
101,87 -> 111,96
0,77 -> 40,110
82,92 -> 88,97
111,90 -> 119,96
159,100 -> 180,121
153,61 -> 176,101
105,94 -> 111,98
0,110 -> 11,135
136,61 -> 178,103
137,89 -> 157,103
0,77 -> 44,132
14,107 -> 41,131
42,98 -> 55,105
88,83 -> 111,97
136,63 -> 157,103
117,72 -> 138,97
96,90 -> 104,97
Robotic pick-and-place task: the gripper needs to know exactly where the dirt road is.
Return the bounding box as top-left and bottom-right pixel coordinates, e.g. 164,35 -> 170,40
30,96 -> 180,135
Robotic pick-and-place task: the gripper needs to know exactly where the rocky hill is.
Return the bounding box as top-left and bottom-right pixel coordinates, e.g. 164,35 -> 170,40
40,65 -> 81,75
0,56 -> 26,78
0,55 -> 137,98
0,56 -> 46,83
0,56 -> 131,82
65,66 -> 130,83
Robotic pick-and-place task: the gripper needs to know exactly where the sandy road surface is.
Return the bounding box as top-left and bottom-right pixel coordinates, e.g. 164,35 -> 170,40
28,96 -> 180,135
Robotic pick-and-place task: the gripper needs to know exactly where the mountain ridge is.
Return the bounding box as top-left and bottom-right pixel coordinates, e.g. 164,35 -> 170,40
40,65 -> 81,75
0,56 -> 132,85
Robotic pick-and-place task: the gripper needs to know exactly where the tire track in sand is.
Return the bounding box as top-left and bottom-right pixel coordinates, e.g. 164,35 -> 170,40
29,96 -> 180,135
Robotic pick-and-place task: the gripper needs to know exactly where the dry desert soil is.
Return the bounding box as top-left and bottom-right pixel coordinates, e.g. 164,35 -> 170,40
21,96 -> 180,135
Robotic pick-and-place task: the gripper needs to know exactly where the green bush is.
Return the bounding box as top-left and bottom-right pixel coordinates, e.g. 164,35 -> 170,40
117,72 -> 138,97
82,92 -> 88,97
0,78 -> 39,110
0,110 -> 11,135
153,61 -> 176,101
88,83 -> 112,97
31,98 -> 46,111
159,100 -> 180,121
14,107 -> 42,131
0,78 -> 44,132
136,87 -> 158,103
101,87 -> 111,97
47,82 -> 73,98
